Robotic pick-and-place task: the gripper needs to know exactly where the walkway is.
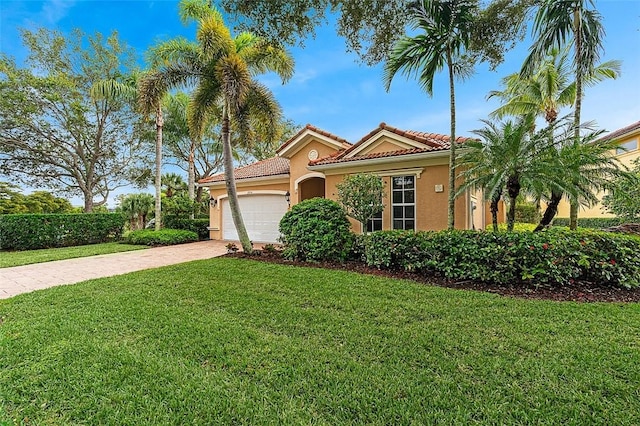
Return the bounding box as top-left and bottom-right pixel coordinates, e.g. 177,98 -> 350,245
0,240 -> 230,299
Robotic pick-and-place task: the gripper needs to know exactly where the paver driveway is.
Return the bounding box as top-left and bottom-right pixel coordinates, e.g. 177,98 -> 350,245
0,240 -> 230,299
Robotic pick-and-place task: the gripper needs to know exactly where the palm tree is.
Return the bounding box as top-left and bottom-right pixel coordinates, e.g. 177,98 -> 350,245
91,73 -> 164,231
383,0 -> 475,230
138,0 -> 294,253
522,0 -> 609,229
161,172 -> 187,198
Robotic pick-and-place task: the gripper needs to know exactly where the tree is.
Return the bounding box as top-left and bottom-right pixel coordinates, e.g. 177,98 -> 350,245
0,183 -> 73,214
383,0 -> 475,230
0,29 -> 149,212
161,172 -> 187,198
139,0 -> 294,253
522,0 -> 610,230
602,159 -> 640,222
116,193 -> 154,230
221,0 -> 535,66
336,173 -> 386,234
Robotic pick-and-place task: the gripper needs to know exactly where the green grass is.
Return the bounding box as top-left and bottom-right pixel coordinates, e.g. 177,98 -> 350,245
1,258 -> 639,425
0,242 -> 146,268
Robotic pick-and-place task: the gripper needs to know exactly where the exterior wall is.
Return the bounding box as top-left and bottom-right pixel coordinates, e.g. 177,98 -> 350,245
299,177 -> 325,201
288,139 -> 340,204
556,131 -> 640,219
206,179 -> 289,240
322,159 -> 470,233
364,138 -> 413,155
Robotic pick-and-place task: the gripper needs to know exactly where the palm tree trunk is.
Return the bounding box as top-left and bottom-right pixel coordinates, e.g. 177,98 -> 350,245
506,174 -> 520,232
188,139 -> 196,219
222,107 -> 252,253
154,103 -> 163,231
570,6 -> 583,231
490,188 -> 502,233
446,50 -> 456,230
534,190 -> 562,232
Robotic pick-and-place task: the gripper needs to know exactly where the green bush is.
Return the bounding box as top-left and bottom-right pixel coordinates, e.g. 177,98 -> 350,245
163,216 -> 210,240
279,198 -> 353,262
122,229 -> 199,246
361,229 -> 640,289
515,202 -> 540,223
0,213 -> 125,250
552,217 -> 627,229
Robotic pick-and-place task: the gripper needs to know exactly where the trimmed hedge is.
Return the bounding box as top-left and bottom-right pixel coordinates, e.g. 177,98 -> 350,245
552,217 -> 627,229
163,216 -> 210,240
0,214 -> 125,250
279,198 -> 353,262
122,229 -> 199,246
358,229 -> 640,289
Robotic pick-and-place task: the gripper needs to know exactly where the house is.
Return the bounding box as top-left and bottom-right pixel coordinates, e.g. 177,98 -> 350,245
198,123 -> 496,243
556,120 -> 640,218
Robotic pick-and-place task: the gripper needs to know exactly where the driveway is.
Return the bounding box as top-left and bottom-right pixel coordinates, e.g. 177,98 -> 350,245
0,240 -> 230,299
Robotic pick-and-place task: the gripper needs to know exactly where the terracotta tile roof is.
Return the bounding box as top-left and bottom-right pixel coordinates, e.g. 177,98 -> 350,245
310,122 -> 472,166
598,121 -> 640,142
276,124 -> 352,153
311,147 -> 436,166
198,156 -> 289,184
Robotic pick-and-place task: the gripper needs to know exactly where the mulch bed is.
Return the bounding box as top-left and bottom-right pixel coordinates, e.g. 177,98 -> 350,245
228,251 -> 640,303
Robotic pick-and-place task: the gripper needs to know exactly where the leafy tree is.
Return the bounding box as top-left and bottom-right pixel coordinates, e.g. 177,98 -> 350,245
139,0 -> 294,253
336,173 -> 386,234
602,159 -> 640,222
384,0 -> 475,230
221,0 -> 535,66
0,29 -> 149,212
0,183 -> 73,214
522,0 -> 611,230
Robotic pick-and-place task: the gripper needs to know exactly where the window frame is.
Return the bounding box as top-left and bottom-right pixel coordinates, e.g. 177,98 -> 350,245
391,175 -> 416,231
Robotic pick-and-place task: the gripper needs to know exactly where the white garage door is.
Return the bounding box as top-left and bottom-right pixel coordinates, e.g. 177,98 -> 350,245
222,194 -> 288,243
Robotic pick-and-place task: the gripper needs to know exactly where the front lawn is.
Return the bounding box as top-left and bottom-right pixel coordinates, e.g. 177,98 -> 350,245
1,258 -> 639,424
0,242 -> 146,268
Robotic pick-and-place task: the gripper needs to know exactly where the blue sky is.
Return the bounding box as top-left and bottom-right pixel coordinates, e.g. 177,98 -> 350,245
1,0 -> 639,206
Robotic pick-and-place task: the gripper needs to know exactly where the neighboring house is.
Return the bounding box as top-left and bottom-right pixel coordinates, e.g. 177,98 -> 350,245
556,120 -> 640,218
198,123 -> 497,243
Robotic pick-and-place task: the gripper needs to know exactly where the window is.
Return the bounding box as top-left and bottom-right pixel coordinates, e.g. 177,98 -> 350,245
616,138 -> 638,155
392,176 -> 415,230
366,211 -> 382,233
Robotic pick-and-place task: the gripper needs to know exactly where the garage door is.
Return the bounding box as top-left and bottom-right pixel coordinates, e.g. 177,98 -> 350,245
222,194 -> 288,243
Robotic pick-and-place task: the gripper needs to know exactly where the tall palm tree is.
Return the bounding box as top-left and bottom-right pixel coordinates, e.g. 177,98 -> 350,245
91,73 -> 165,231
522,0 -> 609,229
138,0 -> 293,253
383,0 -> 475,230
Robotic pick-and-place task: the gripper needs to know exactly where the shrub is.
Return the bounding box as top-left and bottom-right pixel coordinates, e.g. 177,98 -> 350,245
515,202 -> 540,223
361,229 -> 640,289
163,216 -> 210,240
0,213 -> 125,250
552,217 -> 627,229
279,198 -> 353,262
122,229 -> 198,246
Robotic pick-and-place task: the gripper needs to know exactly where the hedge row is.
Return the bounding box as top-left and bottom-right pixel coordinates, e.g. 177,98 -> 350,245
121,229 -> 199,246
355,229 -> 640,289
163,216 -> 210,240
552,217 -> 627,229
0,214 -> 125,250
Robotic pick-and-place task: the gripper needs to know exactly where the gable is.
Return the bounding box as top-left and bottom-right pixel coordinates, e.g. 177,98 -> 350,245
276,124 -> 351,159
346,131 -> 427,158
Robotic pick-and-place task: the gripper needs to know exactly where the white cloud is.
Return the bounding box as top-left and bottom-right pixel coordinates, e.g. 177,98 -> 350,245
39,0 -> 77,25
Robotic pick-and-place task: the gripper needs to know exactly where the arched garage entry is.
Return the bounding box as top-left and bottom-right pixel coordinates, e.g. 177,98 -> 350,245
221,191 -> 289,243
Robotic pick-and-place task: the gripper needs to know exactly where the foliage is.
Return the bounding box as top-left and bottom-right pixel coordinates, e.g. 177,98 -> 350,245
161,173 -> 187,198
602,159 -> 640,222
163,216 -> 209,240
122,229 -> 198,246
0,183 -> 74,214
361,229 -> 640,288
515,201 -> 541,224
221,0 -> 534,66
279,198 -> 353,262
0,213 -> 125,250
551,217 -> 628,229
336,173 -> 385,233
0,28 -> 150,212
116,193 -> 155,231
0,242 -> 146,268
2,258 -> 640,424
